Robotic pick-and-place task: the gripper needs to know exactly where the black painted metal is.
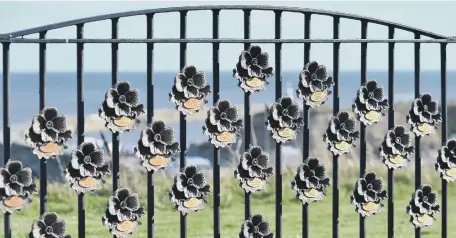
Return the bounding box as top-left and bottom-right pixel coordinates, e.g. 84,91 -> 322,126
39,31 -> 47,216
146,13 -> 155,238
359,20 -> 367,238
179,10 -> 187,238
274,10 -> 283,238
76,23 -> 85,238
332,16 -> 340,238
0,5 -> 453,238
3,38 -> 456,44
243,9 -> 252,221
414,33 -> 421,238
302,13 -> 311,238
3,42 -> 11,238
387,26 -> 395,238
111,18 -> 120,198
440,43 -> 447,238
212,9 -> 221,238
2,6 -> 447,39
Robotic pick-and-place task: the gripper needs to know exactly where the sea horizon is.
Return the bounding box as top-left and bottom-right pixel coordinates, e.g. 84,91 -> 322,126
1,70 -> 454,148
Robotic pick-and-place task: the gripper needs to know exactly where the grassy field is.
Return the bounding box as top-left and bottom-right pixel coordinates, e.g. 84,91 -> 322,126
2,165 -> 456,238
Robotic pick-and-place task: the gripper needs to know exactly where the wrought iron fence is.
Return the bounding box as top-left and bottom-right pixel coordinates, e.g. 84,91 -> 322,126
1,5 -> 455,238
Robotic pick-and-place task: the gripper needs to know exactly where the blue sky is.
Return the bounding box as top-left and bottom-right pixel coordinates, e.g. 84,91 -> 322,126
0,1 -> 455,72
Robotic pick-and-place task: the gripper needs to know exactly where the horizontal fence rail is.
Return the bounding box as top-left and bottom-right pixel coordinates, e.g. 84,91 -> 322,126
1,38 -> 456,43
0,5 -> 453,238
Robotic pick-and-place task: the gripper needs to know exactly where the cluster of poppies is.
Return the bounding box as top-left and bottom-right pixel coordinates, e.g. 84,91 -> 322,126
13,44 -> 453,237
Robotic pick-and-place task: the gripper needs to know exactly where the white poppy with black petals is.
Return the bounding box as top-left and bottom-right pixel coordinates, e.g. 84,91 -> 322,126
350,172 -> 387,217
29,212 -> 71,238
102,188 -> 145,237
323,112 -> 360,156
203,100 -> 243,148
134,121 -> 180,172
406,185 -> 440,228
170,65 -> 212,115
233,45 -> 274,93
0,160 -> 37,214
435,139 -> 456,182
98,81 -> 145,134
406,93 -> 442,137
352,80 -> 389,125
64,142 -> 110,194
239,214 -> 274,238
380,125 -> 415,170
234,146 -> 274,193
291,158 -> 330,205
266,97 -> 304,144
169,165 -> 211,215
25,107 -> 72,160
296,61 -> 334,108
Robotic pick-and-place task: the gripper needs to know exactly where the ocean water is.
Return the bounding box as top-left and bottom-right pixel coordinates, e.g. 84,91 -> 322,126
1,70 -> 455,148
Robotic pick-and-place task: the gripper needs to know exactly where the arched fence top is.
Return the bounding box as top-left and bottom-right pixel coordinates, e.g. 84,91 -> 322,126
0,5 -> 449,39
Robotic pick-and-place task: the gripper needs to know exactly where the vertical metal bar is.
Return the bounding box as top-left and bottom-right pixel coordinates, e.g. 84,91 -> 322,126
111,18 -> 120,197
146,13 -> 155,238
111,17 -> 119,238
440,43 -> 447,238
243,9 -> 251,220
332,16 -> 340,238
387,26 -> 395,238
275,10 -> 282,238
76,23 -> 85,238
302,13 -> 311,238
39,31 -> 47,215
2,42 -> 11,238
212,9 -> 221,238
359,20 -> 367,238
414,32 -> 421,238
179,10 -> 187,238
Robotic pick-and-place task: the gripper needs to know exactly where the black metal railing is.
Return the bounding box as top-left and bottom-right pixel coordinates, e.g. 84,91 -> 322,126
1,5 -> 454,238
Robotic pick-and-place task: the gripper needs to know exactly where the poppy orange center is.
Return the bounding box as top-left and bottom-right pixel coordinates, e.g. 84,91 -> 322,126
120,201 -> 127,209
252,159 -> 258,166
367,184 -> 373,190
253,226 -> 259,233
282,109 -> 289,116
340,123 -> 346,130
187,78 -> 194,86
220,112 -> 227,120
187,178 -> 194,186
395,137 -> 401,143
251,58 -> 258,65
423,196 -> 428,203
368,92 -> 374,99
154,134 -> 161,142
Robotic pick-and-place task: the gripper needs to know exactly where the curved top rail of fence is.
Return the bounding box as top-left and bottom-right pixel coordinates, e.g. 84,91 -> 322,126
0,5 -> 449,39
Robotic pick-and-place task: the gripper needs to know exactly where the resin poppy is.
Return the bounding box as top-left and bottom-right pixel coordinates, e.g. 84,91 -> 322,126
323,112 -> 360,156
406,185 -> 440,228
296,61 -> 334,108
170,65 -> 212,115
406,93 -> 442,137
25,107 -> 72,160
203,100 -> 243,148
169,165 -> 211,215
234,146 -> 273,193
99,81 -> 145,134
352,80 -> 389,125
233,45 -> 274,93
435,139 -> 456,182
30,212 -> 71,238
64,142 -> 110,194
0,160 -> 37,214
134,121 -> 180,171
102,188 -> 145,237
350,172 -> 387,217
379,125 -> 415,170
291,158 -> 330,205
266,96 -> 304,143
239,214 -> 274,238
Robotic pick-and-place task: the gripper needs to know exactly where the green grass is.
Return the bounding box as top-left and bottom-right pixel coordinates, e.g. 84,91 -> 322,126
2,166 -> 456,238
